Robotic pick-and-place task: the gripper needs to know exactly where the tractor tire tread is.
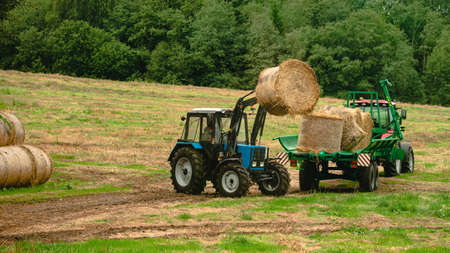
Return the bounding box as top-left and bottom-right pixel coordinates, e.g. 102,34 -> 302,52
170,147 -> 206,195
258,161 -> 290,196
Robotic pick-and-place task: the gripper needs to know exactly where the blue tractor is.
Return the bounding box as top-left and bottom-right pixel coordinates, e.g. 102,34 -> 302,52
168,91 -> 290,197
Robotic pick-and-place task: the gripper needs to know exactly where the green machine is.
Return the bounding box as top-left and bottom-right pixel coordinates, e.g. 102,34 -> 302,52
274,80 -> 415,192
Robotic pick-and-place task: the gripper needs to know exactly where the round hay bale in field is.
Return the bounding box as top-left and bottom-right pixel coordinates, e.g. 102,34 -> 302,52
297,112 -> 344,153
0,146 -> 33,188
319,106 -> 366,151
0,111 -> 25,145
20,145 -> 53,185
0,120 -> 9,146
352,112 -> 374,151
255,59 -> 320,116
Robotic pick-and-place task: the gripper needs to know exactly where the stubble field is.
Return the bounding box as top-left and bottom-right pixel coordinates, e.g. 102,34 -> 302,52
0,70 -> 448,252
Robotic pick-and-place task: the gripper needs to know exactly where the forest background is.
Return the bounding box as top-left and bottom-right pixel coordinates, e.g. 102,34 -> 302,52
0,0 -> 448,105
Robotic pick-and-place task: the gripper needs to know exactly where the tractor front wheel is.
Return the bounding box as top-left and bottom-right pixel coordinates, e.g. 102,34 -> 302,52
258,161 -> 290,196
215,163 -> 250,197
359,161 -> 378,192
170,147 -> 206,194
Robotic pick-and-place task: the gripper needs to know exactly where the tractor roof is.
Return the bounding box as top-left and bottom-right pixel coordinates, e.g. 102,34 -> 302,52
189,108 -> 232,114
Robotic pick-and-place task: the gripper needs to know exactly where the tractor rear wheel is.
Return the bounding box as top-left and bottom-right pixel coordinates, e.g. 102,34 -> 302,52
401,147 -> 414,173
170,147 -> 206,194
258,161 -> 290,196
383,159 -> 401,177
358,161 -> 378,192
215,163 -> 250,197
300,161 -> 317,191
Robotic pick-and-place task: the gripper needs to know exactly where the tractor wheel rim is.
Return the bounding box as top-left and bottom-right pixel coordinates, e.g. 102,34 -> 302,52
222,170 -> 239,193
175,157 -> 192,187
263,170 -> 280,191
395,160 -> 401,174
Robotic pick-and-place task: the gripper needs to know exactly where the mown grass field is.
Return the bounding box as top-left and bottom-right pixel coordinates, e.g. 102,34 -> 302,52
0,70 -> 448,252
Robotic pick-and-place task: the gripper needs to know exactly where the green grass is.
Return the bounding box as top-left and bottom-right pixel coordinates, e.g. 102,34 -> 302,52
309,227 -> 449,252
397,171 -> 450,183
216,234 -> 285,253
2,234 -> 285,253
0,182 -> 129,203
176,213 -> 193,221
250,193 -> 449,220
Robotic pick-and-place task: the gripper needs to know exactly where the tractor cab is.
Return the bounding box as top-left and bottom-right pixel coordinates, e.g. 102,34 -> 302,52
179,108 -> 248,145
349,99 -> 405,129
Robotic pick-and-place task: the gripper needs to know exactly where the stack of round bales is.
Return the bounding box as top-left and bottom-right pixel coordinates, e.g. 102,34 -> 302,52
256,59 -> 320,116
0,111 -> 53,188
319,105 -> 374,151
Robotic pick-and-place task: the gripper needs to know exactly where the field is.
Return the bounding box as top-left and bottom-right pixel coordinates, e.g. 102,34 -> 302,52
0,70 -> 448,252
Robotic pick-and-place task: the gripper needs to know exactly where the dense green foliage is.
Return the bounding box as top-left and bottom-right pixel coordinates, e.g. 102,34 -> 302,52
0,0 -> 448,105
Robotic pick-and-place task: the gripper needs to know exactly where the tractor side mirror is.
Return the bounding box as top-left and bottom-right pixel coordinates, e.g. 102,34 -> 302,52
401,109 -> 407,119
181,116 -> 186,121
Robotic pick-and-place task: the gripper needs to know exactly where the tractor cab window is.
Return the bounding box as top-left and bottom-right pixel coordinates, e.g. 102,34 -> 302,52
185,116 -> 201,142
237,114 -> 248,144
185,115 -> 214,142
200,116 -> 214,142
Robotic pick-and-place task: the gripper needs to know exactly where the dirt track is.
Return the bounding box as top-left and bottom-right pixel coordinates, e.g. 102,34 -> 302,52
1,168 -> 448,245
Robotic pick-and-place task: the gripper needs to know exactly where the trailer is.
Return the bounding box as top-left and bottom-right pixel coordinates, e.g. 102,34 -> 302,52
274,80 -> 415,192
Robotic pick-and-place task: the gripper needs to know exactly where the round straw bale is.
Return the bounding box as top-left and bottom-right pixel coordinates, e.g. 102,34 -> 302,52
276,59 -> 320,115
255,59 -> 320,116
0,119 -> 9,146
255,67 -> 288,116
352,112 -> 374,150
0,152 -> 7,187
0,111 -> 25,145
20,145 -> 53,185
297,112 -> 344,153
0,146 -> 33,187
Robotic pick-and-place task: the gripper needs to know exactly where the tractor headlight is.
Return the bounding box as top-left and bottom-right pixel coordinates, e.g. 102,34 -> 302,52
252,161 -> 257,167
261,162 -> 264,167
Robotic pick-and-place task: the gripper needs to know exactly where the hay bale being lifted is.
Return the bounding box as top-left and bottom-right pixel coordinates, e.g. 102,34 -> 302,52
297,113 -> 344,153
0,145 -> 53,188
256,59 -> 320,116
0,111 -> 25,146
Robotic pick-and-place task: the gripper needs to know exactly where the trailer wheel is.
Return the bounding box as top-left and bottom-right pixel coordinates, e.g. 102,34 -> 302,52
258,161 -> 290,196
359,161 -> 378,192
300,161 -> 317,191
383,159 -> 401,177
215,162 -> 250,197
170,147 -> 206,194
401,146 -> 414,173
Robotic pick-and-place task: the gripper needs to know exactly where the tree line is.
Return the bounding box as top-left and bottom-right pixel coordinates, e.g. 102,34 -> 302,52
0,0 -> 448,105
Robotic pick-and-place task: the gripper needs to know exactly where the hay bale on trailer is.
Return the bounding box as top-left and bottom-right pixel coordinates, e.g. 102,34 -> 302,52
256,59 -> 320,116
352,112 -> 374,151
297,113 -> 344,153
319,106 -> 367,151
0,111 -> 25,146
0,145 -> 53,188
